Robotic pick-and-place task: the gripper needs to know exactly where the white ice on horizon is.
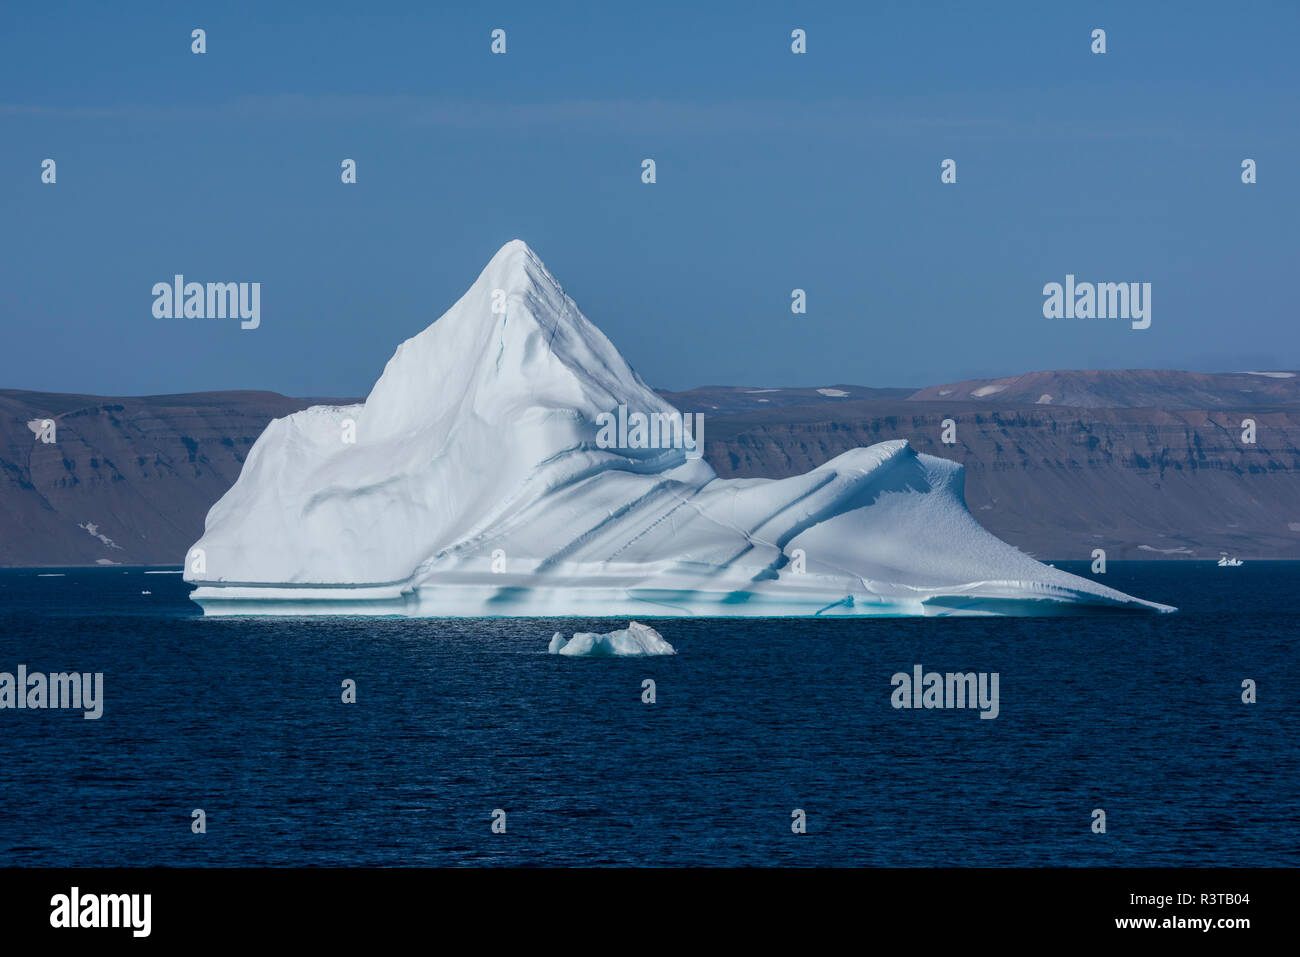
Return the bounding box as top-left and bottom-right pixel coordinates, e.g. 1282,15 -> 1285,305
185,240 -> 1174,617
548,621 -> 676,656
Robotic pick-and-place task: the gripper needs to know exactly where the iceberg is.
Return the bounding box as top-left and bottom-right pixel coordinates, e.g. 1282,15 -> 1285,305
185,240 -> 1174,617
549,622 -> 676,657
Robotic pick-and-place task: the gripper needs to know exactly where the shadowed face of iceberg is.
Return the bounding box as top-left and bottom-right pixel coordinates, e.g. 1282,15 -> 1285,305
185,240 -> 1174,617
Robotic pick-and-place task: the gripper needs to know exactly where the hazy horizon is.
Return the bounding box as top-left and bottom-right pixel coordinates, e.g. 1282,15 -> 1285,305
7,362 -> 1300,401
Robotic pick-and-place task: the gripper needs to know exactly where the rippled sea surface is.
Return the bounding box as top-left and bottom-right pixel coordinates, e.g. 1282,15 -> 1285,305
0,562 -> 1295,867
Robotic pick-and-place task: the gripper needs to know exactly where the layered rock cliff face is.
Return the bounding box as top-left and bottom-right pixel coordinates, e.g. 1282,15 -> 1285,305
0,390 -> 341,565
697,401 -> 1300,561
904,369 -> 1300,409
2,369 -> 1298,565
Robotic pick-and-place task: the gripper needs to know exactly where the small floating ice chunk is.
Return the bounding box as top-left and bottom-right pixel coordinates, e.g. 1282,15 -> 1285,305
548,621 -> 676,657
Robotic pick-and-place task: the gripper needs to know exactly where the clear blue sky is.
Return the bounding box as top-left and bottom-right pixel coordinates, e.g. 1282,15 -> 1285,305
2,0 -> 1297,396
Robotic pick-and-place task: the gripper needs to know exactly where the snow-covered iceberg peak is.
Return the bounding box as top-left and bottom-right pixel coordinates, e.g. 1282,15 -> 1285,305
186,240 -> 1174,617
364,239 -> 672,446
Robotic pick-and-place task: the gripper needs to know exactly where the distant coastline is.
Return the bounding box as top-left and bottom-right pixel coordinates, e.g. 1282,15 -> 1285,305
4,367 -> 1299,567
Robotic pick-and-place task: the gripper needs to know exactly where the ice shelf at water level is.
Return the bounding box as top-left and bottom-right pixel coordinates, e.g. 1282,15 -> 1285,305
185,240 -> 1174,618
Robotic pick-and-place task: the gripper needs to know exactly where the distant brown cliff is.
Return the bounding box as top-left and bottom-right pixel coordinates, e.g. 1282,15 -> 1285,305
3,369 -> 1298,566
0,390 -> 350,566
699,401 -> 1300,561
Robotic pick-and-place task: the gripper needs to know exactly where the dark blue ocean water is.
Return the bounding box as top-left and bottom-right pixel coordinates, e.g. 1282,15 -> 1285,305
0,562 -> 1295,867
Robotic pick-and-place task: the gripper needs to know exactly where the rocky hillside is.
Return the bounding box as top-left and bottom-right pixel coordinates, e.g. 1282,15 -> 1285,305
0,390 -> 340,566
704,401 -> 1300,561
2,370 -> 1297,565
907,369 -> 1300,409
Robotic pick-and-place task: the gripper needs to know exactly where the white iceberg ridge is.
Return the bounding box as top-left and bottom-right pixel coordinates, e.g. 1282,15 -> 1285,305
549,622 -> 676,657
186,240 -> 1174,617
